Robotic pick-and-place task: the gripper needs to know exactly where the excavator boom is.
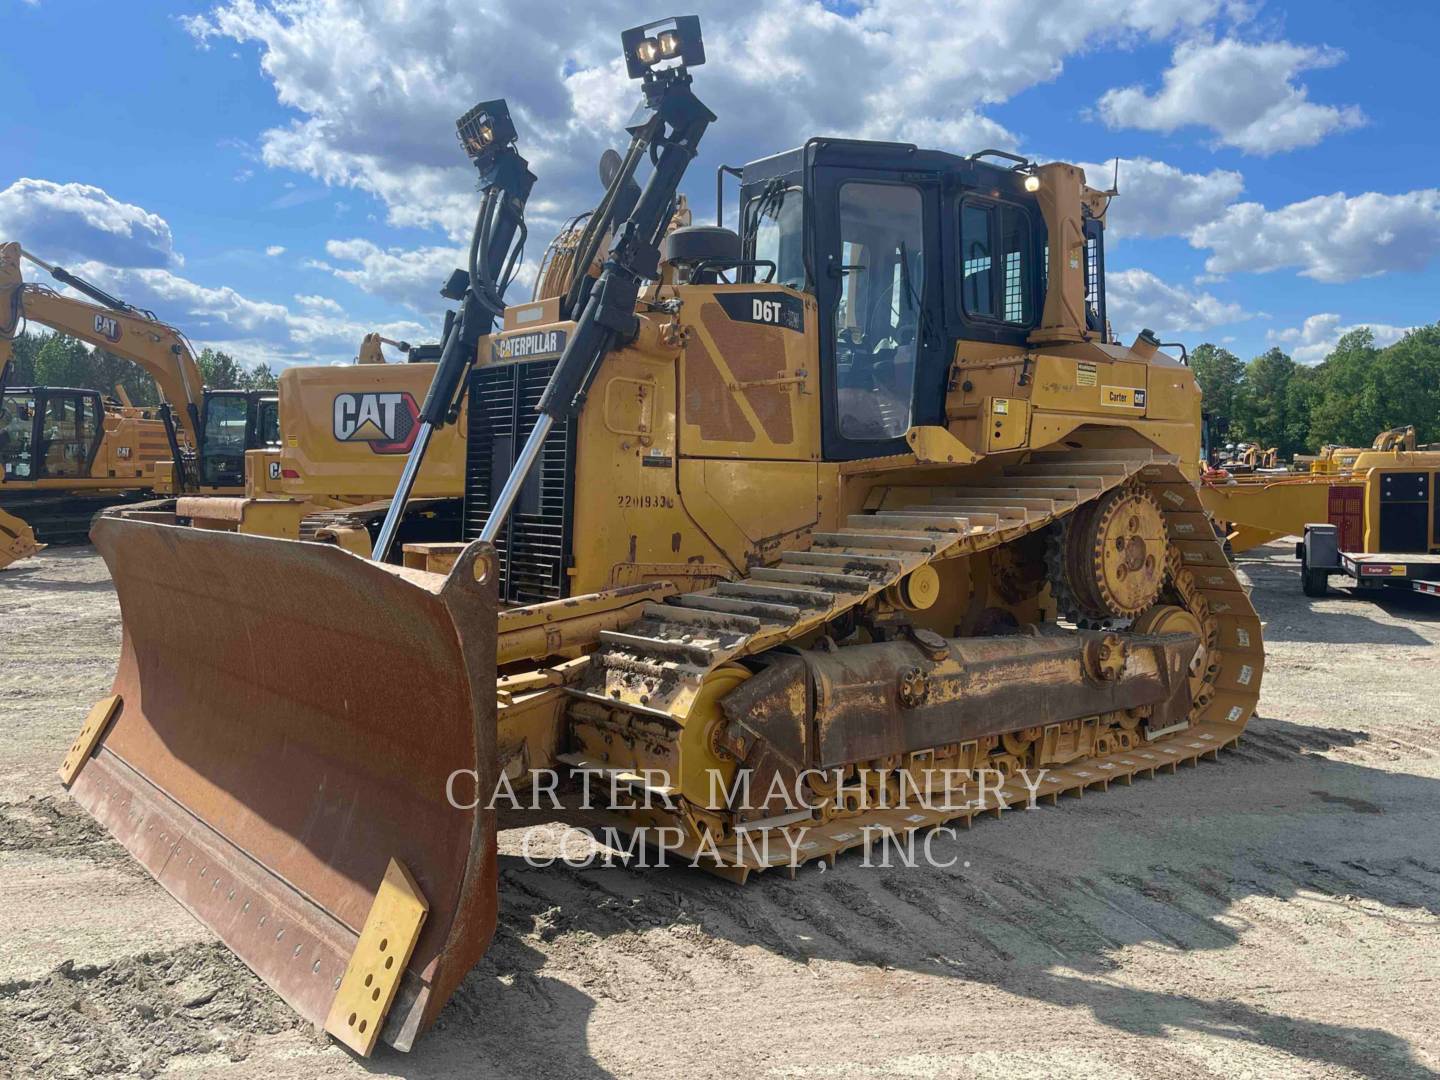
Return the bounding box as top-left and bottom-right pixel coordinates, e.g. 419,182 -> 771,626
1,242 -> 206,449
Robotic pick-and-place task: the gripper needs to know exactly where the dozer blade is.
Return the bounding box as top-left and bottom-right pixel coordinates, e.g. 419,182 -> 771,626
64,515 -> 498,1053
0,506 -> 44,568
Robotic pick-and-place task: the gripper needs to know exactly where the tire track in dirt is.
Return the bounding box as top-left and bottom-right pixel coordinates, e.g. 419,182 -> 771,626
0,944 -> 311,1079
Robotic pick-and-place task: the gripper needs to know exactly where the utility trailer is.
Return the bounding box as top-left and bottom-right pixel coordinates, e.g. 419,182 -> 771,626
1299,525 -> 1440,599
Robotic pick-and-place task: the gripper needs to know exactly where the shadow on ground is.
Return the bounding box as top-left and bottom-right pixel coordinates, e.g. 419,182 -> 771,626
373,712 -> 1440,1080
0,544 -> 115,593
1238,549 -> 1440,645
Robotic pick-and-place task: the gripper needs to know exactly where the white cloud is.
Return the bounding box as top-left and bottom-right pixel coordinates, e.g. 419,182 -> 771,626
1,177 -> 437,364
294,293 -> 343,313
1106,268 -> 1252,338
1191,189 -> 1440,282
1097,38 -> 1364,154
186,0 -> 1227,237
1076,157 -> 1243,239
311,238 -> 463,313
61,261 -> 434,365
0,178 -> 176,268
1267,313 -> 1412,364
265,244 -> 286,256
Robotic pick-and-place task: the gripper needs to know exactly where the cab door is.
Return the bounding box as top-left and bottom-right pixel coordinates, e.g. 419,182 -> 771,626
812,166 -> 945,461
1,391 -> 39,481
35,390 -> 101,480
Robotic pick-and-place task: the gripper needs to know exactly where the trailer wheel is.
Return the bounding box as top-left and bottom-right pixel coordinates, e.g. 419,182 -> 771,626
1301,558 -> 1329,597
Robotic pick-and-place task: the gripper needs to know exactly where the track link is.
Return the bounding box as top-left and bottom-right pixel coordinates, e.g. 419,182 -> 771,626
570,447 -> 1265,877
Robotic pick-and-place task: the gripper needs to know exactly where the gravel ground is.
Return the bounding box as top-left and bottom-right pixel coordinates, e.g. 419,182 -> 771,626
1,542 -> 1437,1079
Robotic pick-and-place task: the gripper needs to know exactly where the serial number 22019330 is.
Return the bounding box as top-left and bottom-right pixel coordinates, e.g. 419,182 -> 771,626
617,494 -> 675,509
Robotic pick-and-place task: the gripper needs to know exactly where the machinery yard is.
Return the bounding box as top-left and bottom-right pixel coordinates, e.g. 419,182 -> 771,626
3,540 -> 1437,1079
5,6 -> 1440,1077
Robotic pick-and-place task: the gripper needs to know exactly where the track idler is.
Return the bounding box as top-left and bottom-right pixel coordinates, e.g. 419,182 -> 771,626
715,625 -> 1198,823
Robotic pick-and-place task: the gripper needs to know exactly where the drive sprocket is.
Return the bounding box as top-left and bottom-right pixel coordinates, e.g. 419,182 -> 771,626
1049,483 -> 1167,622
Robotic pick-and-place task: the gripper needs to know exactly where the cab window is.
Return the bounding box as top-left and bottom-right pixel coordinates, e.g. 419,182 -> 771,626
833,181 -> 924,442
960,199 -> 1034,326
256,398 -> 281,449
744,185 -> 805,289
41,393 -> 88,479
0,392 -> 35,480
201,394 -> 249,487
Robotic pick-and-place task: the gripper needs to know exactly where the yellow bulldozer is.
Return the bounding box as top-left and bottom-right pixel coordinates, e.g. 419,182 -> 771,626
61,16 -> 1264,1057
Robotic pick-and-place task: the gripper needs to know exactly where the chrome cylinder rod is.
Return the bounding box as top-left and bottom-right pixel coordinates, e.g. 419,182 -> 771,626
370,421 -> 435,563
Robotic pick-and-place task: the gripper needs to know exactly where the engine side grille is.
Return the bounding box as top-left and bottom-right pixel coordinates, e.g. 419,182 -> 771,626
463,360 -> 575,603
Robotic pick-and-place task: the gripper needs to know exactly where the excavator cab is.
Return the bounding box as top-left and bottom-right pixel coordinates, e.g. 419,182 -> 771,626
197,388 -> 281,488
1,386 -> 104,481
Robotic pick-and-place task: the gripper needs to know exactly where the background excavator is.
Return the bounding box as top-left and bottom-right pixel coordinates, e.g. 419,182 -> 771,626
0,243 -> 447,561
63,14 -> 1263,1058
0,242 -> 282,557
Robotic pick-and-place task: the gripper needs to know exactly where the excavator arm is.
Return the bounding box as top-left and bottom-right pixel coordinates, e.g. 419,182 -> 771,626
0,242 -> 206,449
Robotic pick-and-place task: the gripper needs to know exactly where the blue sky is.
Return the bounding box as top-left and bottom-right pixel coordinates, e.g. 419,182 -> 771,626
3,0 -> 1437,365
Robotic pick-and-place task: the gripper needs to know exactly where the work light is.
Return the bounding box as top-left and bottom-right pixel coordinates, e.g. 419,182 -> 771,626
622,16 -> 704,79
455,99 -> 518,170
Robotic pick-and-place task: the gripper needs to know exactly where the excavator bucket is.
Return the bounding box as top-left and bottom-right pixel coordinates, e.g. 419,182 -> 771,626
0,507 -> 44,569
62,515 -> 499,1053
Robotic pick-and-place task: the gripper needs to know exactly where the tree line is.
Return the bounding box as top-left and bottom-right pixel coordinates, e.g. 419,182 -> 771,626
1192,324 -> 1440,459
2,330 -> 278,403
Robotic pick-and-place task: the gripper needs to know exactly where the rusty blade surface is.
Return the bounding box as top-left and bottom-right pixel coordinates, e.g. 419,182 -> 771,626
71,516 -> 498,1050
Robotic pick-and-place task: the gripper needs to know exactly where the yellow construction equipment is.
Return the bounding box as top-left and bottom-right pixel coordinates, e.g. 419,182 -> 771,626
0,242 -> 286,552
173,160 -> 691,549
1301,425 -> 1421,475
1202,437 -> 1440,597
1,371 -> 181,544
0,504 -> 42,568
1215,441 -> 1280,475
66,18 -> 1264,1055
2,242 -> 445,553
1202,425 -> 1440,554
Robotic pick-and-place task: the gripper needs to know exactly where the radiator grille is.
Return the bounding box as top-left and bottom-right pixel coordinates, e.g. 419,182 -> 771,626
463,360 -> 575,603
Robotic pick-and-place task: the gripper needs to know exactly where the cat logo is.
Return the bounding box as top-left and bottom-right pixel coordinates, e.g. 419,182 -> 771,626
332,391 -> 421,454
1101,385 -> 1146,410
94,314 -> 122,343
492,328 -> 567,362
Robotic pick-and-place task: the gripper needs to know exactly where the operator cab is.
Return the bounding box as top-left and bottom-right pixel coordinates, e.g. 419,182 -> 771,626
198,389 -> 281,489
735,140 -> 1108,461
0,386 -> 104,482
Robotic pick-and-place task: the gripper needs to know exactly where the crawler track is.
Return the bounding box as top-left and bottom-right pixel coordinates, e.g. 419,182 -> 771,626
572,448 -> 1264,877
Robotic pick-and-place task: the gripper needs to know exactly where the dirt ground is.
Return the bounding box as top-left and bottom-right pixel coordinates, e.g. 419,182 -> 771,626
2,541 -> 1438,1079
